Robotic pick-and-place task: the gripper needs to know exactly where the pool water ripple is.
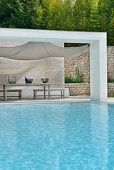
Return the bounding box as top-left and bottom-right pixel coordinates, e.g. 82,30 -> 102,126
0,102 -> 113,170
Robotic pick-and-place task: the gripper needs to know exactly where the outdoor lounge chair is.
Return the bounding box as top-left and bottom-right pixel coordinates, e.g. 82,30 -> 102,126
33,88 -> 65,99
0,89 -> 22,100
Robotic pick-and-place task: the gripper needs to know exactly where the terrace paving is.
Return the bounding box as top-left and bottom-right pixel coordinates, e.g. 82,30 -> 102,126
0,96 -> 113,103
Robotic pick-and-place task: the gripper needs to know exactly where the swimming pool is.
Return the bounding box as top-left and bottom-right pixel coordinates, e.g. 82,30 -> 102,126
0,102 -> 113,169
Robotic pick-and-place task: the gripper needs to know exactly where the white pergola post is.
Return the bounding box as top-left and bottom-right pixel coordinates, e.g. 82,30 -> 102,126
90,39 -> 107,101
0,28 -> 107,101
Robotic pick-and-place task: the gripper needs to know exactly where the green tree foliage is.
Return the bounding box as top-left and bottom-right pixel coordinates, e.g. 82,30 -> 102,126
0,0 -> 113,45
98,0 -> 114,45
108,10 -> 114,45
73,0 -> 89,31
89,0 -> 101,31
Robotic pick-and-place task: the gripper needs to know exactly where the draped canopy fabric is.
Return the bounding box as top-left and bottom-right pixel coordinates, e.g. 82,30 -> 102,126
0,42 -> 88,60
0,41 -> 88,86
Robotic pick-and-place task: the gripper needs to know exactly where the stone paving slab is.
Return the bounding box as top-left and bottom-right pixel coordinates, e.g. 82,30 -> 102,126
0,96 -> 113,103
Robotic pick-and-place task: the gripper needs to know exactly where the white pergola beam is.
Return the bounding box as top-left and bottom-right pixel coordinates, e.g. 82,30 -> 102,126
0,28 -> 104,43
0,28 -> 107,101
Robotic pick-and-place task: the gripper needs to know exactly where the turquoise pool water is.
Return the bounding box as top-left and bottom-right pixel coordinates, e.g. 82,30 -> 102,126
0,102 -> 113,170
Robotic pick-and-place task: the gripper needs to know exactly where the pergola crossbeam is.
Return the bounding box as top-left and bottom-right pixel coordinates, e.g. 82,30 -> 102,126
0,28 -> 107,101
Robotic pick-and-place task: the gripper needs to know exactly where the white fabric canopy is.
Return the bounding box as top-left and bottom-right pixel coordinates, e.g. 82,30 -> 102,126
0,41 -> 27,47
0,42 -> 88,60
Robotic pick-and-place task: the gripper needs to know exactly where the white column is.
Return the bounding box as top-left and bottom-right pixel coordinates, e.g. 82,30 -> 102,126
90,38 -> 107,101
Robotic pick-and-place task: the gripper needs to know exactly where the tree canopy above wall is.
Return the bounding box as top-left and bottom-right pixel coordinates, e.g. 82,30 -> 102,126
0,0 -> 113,45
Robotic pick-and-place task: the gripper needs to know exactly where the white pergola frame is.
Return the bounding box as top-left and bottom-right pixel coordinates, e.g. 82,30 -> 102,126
0,28 -> 107,101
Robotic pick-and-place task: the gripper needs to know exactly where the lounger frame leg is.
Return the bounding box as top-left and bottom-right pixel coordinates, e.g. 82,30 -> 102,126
3,85 -> 7,101
44,86 -> 46,99
63,91 -> 64,98
61,91 -> 62,98
34,91 -> 36,99
48,85 -> 50,99
19,91 -> 22,100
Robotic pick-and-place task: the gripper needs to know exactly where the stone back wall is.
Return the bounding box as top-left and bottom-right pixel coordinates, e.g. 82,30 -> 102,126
65,46 -> 114,82
107,46 -> 114,79
65,83 -> 114,96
